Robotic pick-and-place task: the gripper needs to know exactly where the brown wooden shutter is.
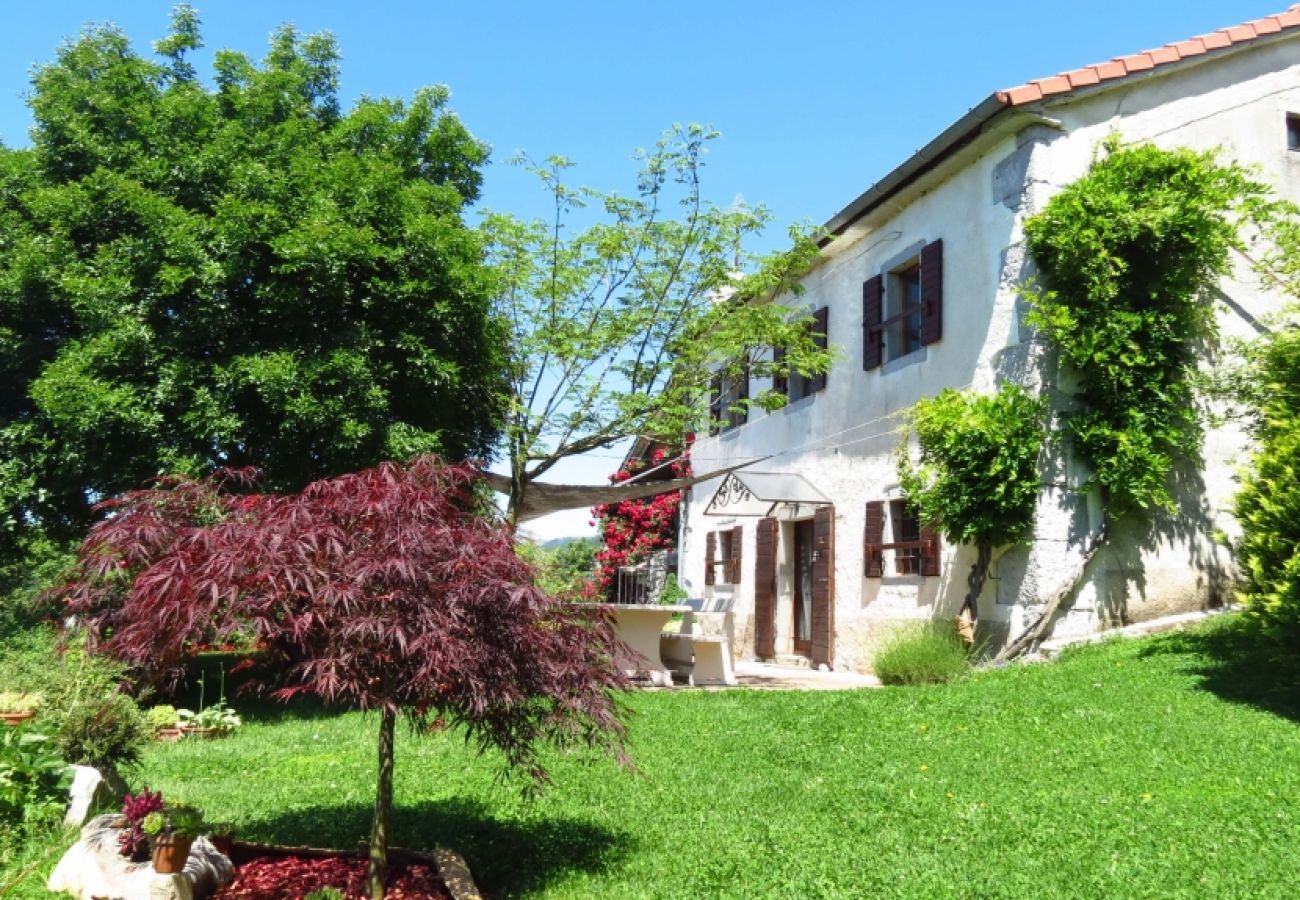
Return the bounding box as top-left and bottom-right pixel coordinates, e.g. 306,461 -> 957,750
920,239 -> 943,346
728,525 -> 743,583
754,518 -> 778,658
708,374 -> 723,436
704,531 -> 716,586
772,345 -> 788,397
920,526 -> 941,577
809,307 -> 829,393
862,276 -> 883,370
731,363 -> 750,429
864,500 -> 885,577
811,506 -> 835,668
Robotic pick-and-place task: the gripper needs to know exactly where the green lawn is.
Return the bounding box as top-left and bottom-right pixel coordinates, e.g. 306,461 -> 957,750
10,616 -> 1300,898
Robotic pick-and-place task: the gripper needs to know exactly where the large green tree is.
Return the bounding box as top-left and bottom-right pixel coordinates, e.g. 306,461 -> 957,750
0,5 -> 506,562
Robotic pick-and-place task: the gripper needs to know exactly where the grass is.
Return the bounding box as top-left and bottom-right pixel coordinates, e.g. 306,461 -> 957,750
871,620 -> 971,685
6,614 -> 1300,897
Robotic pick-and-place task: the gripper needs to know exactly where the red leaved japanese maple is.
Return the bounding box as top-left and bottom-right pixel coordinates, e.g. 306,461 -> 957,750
59,457 -> 630,899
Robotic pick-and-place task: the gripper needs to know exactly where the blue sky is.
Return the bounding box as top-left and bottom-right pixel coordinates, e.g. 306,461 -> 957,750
0,0 -> 1286,538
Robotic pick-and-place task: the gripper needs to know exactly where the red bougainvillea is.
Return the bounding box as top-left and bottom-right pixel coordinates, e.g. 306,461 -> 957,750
591,446 -> 691,594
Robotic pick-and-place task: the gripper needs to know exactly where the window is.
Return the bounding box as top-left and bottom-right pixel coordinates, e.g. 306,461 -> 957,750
863,239 -> 943,371
777,307 -> 829,402
864,499 -> 939,577
1288,113 -> 1300,152
704,526 -> 743,585
889,499 -> 922,575
708,366 -> 749,434
885,263 -> 924,362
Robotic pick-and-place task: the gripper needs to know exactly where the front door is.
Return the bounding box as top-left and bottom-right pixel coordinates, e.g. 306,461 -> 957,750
793,520 -> 814,656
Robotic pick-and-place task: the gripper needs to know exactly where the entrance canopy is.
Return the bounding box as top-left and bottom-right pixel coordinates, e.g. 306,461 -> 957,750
703,471 -> 831,520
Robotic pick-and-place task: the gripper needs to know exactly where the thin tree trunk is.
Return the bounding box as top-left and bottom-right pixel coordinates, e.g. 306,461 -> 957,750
996,522 -> 1109,661
957,543 -> 992,648
367,707 -> 397,900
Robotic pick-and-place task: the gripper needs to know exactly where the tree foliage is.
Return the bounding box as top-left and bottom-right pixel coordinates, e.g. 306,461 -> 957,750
1023,139 -> 1270,517
898,385 -> 1045,549
56,457 -> 629,896
0,5 -> 506,564
1233,305 -> 1300,642
482,125 -> 832,519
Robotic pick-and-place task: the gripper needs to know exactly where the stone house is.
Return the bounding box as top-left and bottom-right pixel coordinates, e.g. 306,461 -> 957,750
677,7 -> 1300,671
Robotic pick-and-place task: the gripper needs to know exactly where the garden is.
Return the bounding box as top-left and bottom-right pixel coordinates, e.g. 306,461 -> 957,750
5,613 -> 1300,898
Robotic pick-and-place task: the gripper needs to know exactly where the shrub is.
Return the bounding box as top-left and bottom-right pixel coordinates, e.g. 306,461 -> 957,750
872,621 -> 971,686
43,650 -> 149,791
0,727 -> 70,829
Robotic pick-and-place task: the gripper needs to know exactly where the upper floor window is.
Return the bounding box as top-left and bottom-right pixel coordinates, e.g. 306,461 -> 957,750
1288,113 -> 1300,151
774,307 -> 829,402
863,239 -> 943,370
709,365 -> 749,434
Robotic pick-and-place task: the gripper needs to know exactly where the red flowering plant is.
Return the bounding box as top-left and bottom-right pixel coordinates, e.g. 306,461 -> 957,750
118,787 -> 164,861
57,457 -> 631,899
591,447 -> 691,597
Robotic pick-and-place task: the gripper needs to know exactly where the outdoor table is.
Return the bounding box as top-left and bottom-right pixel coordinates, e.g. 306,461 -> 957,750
596,604 -> 691,687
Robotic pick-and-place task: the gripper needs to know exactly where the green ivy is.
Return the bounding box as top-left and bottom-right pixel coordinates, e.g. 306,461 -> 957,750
1023,139 -> 1270,517
898,384 -> 1045,548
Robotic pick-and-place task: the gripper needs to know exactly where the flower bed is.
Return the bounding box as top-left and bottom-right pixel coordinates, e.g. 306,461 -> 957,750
214,843 -> 459,900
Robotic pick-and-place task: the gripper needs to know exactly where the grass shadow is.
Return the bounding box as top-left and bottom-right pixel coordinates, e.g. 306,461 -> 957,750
244,798 -> 630,898
1138,615 -> 1300,723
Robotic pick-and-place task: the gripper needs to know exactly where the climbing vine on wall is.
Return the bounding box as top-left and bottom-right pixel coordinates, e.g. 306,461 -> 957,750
1022,137 -> 1270,518
898,384 -> 1045,549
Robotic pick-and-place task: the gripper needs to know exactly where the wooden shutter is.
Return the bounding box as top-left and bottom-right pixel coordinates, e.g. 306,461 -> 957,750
920,239 -> 943,346
708,374 -> 723,436
754,518 -> 778,658
728,525 -> 743,584
920,526 -> 941,577
864,500 -> 885,577
809,307 -> 829,393
772,345 -> 788,397
811,506 -> 835,668
731,363 -> 750,429
704,531 -> 716,586
862,276 -> 884,370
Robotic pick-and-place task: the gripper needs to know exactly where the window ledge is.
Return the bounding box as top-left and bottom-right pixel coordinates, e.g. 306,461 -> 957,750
880,575 -> 927,587
881,347 -> 927,376
781,393 -> 817,415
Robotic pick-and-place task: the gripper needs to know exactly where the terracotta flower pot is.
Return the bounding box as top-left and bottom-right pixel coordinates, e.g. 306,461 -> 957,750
180,726 -> 218,740
0,711 -> 37,726
151,833 -> 195,874
155,727 -> 184,742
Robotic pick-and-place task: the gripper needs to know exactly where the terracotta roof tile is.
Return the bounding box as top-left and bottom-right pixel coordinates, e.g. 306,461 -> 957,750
998,4 -> 1300,107
1065,67 -> 1102,88
1093,60 -> 1128,80
1116,52 -> 1155,73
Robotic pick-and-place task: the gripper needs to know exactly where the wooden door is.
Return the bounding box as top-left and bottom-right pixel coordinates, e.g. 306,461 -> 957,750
754,518 -> 778,658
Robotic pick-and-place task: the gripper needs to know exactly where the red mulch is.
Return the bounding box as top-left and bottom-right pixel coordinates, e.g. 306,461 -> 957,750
212,853 -> 453,899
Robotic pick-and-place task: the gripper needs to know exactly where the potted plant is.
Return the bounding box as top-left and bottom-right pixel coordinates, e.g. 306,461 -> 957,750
142,804 -> 205,874
0,692 -> 42,726
176,698 -> 241,738
207,821 -> 236,857
145,705 -> 182,741
118,788 -> 165,862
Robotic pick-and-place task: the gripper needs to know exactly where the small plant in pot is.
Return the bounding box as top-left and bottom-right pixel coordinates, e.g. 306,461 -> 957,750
207,821 -> 236,857
145,705 -> 182,741
0,691 -> 43,726
118,788 -> 165,862
142,804 -> 205,874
